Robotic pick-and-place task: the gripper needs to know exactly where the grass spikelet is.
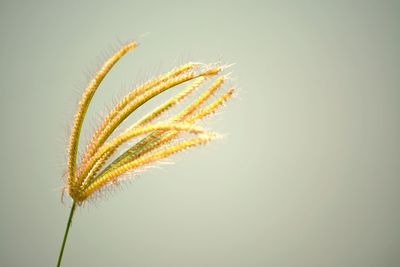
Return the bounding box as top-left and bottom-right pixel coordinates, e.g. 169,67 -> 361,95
57,41 -> 235,267
68,41 -> 137,187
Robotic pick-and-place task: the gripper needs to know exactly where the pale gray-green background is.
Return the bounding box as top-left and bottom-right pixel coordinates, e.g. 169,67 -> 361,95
0,1 -> 399,266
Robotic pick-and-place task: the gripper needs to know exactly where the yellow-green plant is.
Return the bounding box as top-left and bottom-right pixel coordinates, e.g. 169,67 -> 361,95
57,41 -> 234,267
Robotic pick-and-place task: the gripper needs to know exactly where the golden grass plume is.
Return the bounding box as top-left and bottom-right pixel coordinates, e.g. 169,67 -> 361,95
64,41 -> 234,204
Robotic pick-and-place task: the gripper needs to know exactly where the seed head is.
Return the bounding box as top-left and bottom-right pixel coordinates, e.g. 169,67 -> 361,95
65,41 -> 234,204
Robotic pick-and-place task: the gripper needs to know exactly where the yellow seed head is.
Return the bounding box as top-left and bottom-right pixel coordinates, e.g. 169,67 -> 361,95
65,42 -> 234,204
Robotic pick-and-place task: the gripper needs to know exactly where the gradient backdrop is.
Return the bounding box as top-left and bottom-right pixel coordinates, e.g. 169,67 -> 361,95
0,1 -> 399,266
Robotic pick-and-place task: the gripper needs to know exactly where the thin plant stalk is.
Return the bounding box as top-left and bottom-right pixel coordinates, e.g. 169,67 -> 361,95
56,202 -> 76,267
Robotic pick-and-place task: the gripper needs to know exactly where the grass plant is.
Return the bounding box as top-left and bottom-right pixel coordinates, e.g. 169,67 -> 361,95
56,41 -> 234,266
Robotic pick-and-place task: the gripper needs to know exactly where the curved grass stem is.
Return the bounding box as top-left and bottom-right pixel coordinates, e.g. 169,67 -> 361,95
56,202 -> 76,267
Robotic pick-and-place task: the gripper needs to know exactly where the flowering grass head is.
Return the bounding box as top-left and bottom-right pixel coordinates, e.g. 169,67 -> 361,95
64,41 -> 234,204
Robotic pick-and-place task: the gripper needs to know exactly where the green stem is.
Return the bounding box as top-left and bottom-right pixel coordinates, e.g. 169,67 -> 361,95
56,201 -> 76,267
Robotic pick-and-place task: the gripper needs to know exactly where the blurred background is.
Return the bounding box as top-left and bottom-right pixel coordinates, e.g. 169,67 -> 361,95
0,1 -> 399,266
